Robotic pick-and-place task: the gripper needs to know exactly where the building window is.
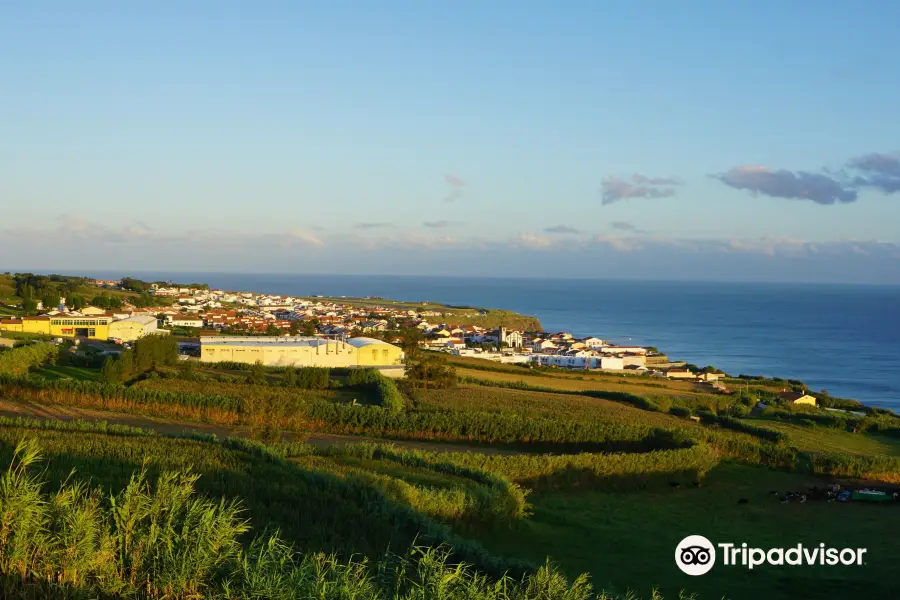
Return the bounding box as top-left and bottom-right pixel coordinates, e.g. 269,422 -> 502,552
88,328 -> 96,337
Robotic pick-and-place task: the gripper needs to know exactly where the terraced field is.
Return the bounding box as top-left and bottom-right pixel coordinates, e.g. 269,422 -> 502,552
414,385 -> 701,429
454,365 -> 720,401
756,420 -> 900,456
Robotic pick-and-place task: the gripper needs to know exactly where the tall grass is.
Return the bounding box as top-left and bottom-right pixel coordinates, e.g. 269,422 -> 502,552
286,442 -> 530,524
694,411 -> 789,443
808,452 -> 900,483
0,439 -> 657,599
399,444 -> 721,492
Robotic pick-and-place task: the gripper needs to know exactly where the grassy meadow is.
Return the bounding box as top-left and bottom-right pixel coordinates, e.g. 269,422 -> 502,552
752,419 -> 900,456
473,463 -> 900,600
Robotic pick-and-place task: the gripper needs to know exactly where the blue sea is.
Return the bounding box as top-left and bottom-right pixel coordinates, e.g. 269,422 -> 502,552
83,272 -> 900,410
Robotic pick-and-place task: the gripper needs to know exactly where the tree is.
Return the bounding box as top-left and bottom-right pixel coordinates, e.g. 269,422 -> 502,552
299,320 -> 318,336
288,321 -> 300,336
120,277 -> 148,293
247,361 -> 267,385
101,357 -> 122,384
41,294 -> 61,310
179,359 -> 196,380
284,366 -> 297,387
132,334 -> 178,373
398,327 -> 424,358
21,298 -> 38,314
406,352 -> 456,389
70,296 -> 85,310
118,349 -> 134,381
265,324 -> 280,336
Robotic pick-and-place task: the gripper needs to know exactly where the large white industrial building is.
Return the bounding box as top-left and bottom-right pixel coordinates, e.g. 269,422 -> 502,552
199,336 -> 404,370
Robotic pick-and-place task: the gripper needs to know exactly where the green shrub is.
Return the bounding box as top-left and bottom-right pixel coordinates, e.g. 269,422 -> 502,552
296,366 -> 331,389
0,342 -> 57,375
348,368 -> 405,413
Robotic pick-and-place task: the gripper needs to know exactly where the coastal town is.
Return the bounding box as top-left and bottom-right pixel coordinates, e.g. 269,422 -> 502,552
1,276 -> 729,388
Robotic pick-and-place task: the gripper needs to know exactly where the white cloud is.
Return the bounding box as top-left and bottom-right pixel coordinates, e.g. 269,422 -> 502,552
3,218 -> 898,282
510,232 -> 555,249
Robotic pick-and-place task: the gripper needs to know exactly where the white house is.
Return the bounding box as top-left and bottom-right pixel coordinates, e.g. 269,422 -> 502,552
599,356 -> 625,370
582,337 -> 605,348
168,315 -> 204,328
600,345 -> 648,355
532,339 -> 558,352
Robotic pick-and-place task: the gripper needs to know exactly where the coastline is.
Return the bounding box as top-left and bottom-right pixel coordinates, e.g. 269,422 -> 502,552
6,270 -> 898,410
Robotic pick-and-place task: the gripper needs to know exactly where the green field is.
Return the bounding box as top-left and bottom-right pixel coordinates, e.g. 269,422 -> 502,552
451,363 -> 726,408
474,463 -> 900,599
3,341 -> 900,599
753,419 -> 900,456
32,364 -> 101,381
415,385 -> 701,429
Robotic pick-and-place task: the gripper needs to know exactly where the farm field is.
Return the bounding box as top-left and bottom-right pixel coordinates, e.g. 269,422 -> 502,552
414,385 -> 700,429
753,419 -> 900,456
4,339 -> 900,598
0,398 -> 521,455
454,365 -> 723,404
4,415 -> 899,600
472,463 -> 900,600
132,376 -> 374,406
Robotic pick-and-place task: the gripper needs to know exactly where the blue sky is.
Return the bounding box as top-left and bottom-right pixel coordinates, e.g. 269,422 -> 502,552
2,1 -> 899,282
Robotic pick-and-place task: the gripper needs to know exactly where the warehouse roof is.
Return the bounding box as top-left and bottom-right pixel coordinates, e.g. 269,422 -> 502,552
346,337 -> 394,348
113,315 -> 158,326
200,336 -> 351,349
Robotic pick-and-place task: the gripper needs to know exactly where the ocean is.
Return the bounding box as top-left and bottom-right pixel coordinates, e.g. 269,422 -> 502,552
88,272 -> 900,410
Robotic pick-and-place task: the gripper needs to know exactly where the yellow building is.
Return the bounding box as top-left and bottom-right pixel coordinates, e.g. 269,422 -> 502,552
49,316 -> 113,339
0,315 -> 113,340
777,391 -> 818,407
347,337 -> 404,366
199,336 -> 403,368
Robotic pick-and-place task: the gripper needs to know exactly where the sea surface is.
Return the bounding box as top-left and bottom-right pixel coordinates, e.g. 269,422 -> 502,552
88,272 -> 900,410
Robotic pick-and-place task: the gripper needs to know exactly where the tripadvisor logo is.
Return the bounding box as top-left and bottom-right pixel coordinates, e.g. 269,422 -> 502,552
675,535 -> 867,576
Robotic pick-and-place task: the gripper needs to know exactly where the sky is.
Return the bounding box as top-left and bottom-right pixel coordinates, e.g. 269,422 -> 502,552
2,1 -> 899,283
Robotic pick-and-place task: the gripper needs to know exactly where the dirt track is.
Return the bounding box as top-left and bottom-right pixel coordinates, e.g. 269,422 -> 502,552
0,399 -> 516,455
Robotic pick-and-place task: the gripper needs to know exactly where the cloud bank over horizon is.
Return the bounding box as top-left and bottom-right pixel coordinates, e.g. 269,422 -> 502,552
3,216 -> 898,284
